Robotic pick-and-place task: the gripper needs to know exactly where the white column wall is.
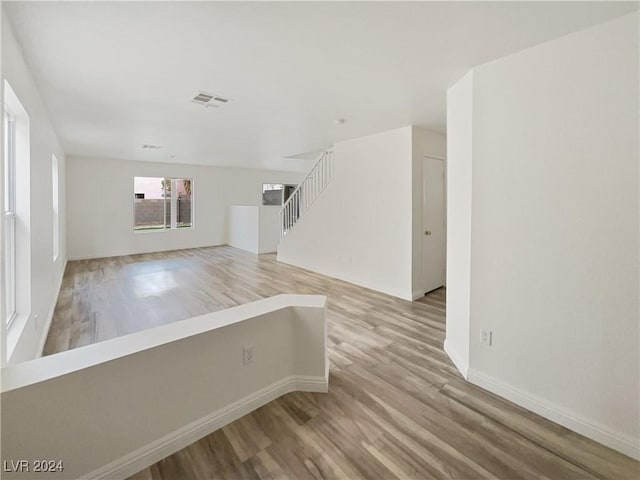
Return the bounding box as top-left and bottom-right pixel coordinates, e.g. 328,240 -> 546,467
446,12 -> 639,458
444,70 -> 474,378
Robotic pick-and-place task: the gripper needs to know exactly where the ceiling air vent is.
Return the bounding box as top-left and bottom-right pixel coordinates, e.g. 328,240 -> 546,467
192,91 -> 230,108
141,144 -> 164,150
192,92 -> 215,105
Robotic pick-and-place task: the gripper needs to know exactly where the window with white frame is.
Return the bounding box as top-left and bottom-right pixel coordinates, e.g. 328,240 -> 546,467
3,111 -> 16,326
3,80 -> 31,334
133,177 -> 193,231
262,183 -> 284,205
52,154 -> 59,261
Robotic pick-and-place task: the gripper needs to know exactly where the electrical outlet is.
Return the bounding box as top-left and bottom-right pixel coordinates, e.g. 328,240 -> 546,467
480,329 -> 492,346
243,345 -> 254,365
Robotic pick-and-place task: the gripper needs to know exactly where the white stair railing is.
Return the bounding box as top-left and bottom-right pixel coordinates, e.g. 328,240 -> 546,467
280,149 -> 333,237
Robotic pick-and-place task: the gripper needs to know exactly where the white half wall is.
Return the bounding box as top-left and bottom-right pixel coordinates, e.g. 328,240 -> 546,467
228,206 -> 282,254
1,13 -> 67,364
446,12 -> 639,458
277,126 -> 415,300
258,207 -> 282,254
228,206 -> 259,253
1,294 -> 328,479
66,156 -> 302,260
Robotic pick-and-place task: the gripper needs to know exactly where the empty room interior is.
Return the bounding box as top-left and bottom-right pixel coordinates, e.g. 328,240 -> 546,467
1,1 -> 639,479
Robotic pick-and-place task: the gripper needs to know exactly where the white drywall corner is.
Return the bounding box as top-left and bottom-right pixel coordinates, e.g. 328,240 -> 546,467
446,12 -> 639,458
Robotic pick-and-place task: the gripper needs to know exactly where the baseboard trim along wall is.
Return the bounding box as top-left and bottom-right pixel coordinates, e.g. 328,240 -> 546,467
82,374 -> 328,480
443,338 -> 469,379
277,254 -> 414,301
67,244 -> 225,262
467,368 -> 640,460
412,289 -> 426,301
2,294 -> 328,479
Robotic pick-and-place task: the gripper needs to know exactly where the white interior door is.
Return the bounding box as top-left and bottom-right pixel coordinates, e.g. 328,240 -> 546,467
422,156 -> 446,294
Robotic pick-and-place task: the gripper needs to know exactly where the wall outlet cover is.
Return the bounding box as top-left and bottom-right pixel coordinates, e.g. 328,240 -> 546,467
243,345 -> 255,365
480,329 -> 492,346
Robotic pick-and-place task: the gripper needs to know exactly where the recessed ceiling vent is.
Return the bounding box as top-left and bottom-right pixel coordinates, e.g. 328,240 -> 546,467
192,91 -> 230,108
141,144 -> 164,150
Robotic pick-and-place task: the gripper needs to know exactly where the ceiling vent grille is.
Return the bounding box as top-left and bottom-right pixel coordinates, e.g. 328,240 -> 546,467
141,144 -> 164,150
192,92 -> 215,105
192,92 -> 230,108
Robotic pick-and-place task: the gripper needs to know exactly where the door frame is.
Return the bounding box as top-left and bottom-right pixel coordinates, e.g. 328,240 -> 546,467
421,154 -> 446,296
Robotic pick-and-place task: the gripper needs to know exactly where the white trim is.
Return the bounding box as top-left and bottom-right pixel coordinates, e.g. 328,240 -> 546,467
37,258 -> 67,358
412,289 -> 426,301
443,338 -> 468,379
6,312 -> 29,361
277,254 -> 413,301
81,374 -> 328,480
423,153 -> 446,161
467,368 -> 640,460
67,243 -> 225,262
52,154 -> 59,262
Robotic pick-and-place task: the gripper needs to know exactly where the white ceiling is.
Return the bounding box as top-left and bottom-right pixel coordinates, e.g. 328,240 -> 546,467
5,1 -> 637,172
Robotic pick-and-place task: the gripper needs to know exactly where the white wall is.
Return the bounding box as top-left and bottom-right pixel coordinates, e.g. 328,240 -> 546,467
258,206 -> 281,254
1,294 -> 328,479
278,126 -> 445,301
66,156 -> 301,259
447,12 -> 639,458
411,126 -> 446,298
228,206 -> 259,253
227,206 -> 282,254
1,13 -> 67,364
278,126 -> 415,300
444,70 -> 473,377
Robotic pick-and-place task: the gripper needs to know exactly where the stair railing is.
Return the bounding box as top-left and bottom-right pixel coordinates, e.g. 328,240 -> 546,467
280,149 -> 333,237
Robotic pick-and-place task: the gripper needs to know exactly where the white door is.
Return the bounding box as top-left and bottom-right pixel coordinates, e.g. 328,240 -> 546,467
422,156 -> 446,294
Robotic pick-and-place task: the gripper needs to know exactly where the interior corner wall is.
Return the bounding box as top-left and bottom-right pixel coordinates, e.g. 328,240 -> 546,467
1,12 -> 67,364
443,70 -> 473,378
277,126 -> 415,300
410,126 -> 446,300
447,12 -> 639,458
65,156 -> 302,260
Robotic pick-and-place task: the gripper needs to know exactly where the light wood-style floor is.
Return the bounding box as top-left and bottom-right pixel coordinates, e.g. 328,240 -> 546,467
45,246 -> 639,479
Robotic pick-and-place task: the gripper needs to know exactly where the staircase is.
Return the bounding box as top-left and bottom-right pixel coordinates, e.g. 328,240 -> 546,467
280,149 -> 333,237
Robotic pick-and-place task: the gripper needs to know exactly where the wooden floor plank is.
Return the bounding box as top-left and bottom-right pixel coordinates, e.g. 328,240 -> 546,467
42,246 -> 638,479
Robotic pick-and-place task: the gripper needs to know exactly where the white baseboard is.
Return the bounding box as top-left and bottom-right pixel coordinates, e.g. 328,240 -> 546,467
82,374 -> 328,480
443,338 -> 469,379
467,368 -> 640,460
277,254 -> 413,301
37,258 -> 68,358
68,243 -> 225,261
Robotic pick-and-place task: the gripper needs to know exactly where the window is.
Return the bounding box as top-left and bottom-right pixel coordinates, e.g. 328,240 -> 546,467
134,177 -> 192,231
262,183 -> 299,206
262,183 -> 284,205
3,111 -> 16,326
52,154 -> 59,261
3,80 -> 30,338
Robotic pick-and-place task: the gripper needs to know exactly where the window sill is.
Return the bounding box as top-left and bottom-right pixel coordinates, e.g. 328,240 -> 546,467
6,312 -> 30,363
